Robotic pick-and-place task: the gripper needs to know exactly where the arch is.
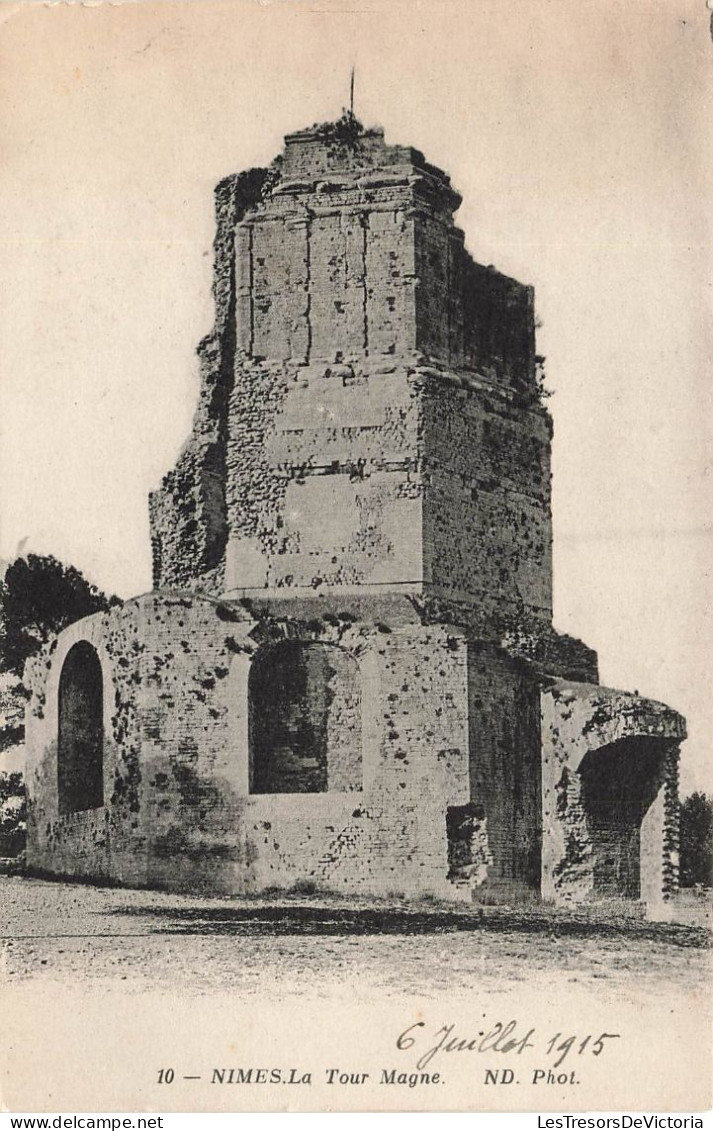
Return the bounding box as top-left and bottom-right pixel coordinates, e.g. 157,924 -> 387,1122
248,641 -> 362,794
58,641 -> 104,815
577,736 -> 668,899
541,682 -> 685,903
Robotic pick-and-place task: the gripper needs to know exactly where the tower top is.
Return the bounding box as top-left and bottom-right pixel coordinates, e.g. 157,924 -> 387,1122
277,113 -> 462,213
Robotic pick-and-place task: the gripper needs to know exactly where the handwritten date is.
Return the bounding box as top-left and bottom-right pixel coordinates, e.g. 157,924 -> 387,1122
397,1021 -> 620,1071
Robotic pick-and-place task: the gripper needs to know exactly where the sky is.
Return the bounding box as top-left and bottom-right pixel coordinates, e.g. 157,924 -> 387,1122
0,0 -> 710,792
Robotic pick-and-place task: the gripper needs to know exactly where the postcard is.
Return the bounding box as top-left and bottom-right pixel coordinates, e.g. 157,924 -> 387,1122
0,0 -> 710,1115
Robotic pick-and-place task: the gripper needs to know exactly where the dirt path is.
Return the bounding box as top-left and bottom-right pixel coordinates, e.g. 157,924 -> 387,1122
1,875 -> 709,1001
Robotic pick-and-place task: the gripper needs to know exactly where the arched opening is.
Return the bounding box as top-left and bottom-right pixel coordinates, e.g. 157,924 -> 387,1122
248,641 -> 362,794
578,736 -> 667,899
58,641 -> 104,815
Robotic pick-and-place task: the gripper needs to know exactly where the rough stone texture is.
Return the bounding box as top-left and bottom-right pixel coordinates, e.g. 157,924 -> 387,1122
149,118 -> 549,639
249,640 -> 362,794
540,681 -> 685,905
467,646 -> 542,898
26,594 -> 476,898
149,168 -> 270,594
25,115 -> 686,905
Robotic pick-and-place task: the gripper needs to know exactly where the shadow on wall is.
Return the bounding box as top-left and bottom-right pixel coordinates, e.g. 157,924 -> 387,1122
249,640 -> 362,794
58,641 -> 104,816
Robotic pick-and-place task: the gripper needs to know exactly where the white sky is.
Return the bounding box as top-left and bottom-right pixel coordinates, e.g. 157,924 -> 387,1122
0,0 -> 710,793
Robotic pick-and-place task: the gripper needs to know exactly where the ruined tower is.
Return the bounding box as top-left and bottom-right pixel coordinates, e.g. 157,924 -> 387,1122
149,115 -> 551,639
25,117 -> 685,905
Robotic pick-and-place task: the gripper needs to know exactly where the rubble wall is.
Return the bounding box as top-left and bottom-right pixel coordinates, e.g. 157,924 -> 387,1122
420,367 -> 552,625
223,360 -> 424,593
26,597 -> 482,899
149,117 -> 548,620
220,352 -> 552,633
540,681 -> 685,904
26,595 -> 680,905
467,646 -> 542,897
414,210 -> 536,387
149,169 -> 270,593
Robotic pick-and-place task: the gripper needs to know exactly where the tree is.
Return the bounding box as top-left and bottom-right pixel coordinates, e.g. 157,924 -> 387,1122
0,771 -> 26,857
679,792 -> 713,889
0,554 -> 120,677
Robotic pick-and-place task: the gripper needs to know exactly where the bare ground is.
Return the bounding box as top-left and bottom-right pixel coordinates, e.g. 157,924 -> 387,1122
1,875 -> 710,1001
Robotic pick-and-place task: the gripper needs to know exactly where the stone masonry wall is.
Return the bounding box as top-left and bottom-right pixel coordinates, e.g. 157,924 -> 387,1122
540,681 -> 685,904
249,640 -> 362,794
149,116 -> 549,635
219,355 -> 551,635
467,645 -> 542,897
223,360 -> 424,593
414,208 -> 535,386
26,595 -> 483,899
25,594 -> 255,888
419,367 -> 551,624
149,169 -> 271,593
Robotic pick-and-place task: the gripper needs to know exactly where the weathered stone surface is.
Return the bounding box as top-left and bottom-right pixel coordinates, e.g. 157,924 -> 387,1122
26,594 -> 476,897
540,681 -> 685,905
25,115 -> 685,906
149,117 -> 548,635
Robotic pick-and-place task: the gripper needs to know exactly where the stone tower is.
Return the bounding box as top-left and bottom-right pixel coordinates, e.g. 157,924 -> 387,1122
149,115 -> 551,641
25,116 -> 685,905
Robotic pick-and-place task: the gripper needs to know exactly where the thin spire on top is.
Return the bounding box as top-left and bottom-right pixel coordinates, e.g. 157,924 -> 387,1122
349,66 -> 355,116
